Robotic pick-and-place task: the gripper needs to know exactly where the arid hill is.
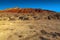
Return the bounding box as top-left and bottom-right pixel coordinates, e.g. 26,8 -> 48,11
0,8 -> 60,40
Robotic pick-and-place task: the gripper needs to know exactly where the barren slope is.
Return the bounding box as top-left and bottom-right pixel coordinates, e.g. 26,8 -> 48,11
0,8 -> 60,40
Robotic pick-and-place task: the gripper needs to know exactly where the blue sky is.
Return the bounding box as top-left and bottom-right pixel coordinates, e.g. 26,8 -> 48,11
0,0 -> 60,12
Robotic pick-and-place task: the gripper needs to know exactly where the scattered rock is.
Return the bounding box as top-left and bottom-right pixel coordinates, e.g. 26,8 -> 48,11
19,16 -> 24,20
40,30 -> 48,35
18,35 -> 22,38
48,16 -> 51,20
9,17 -> 15,20
39,36 -> 50,40
55,32 -> 60,36
49,32 -> 58,38
23,17 -> 29,20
